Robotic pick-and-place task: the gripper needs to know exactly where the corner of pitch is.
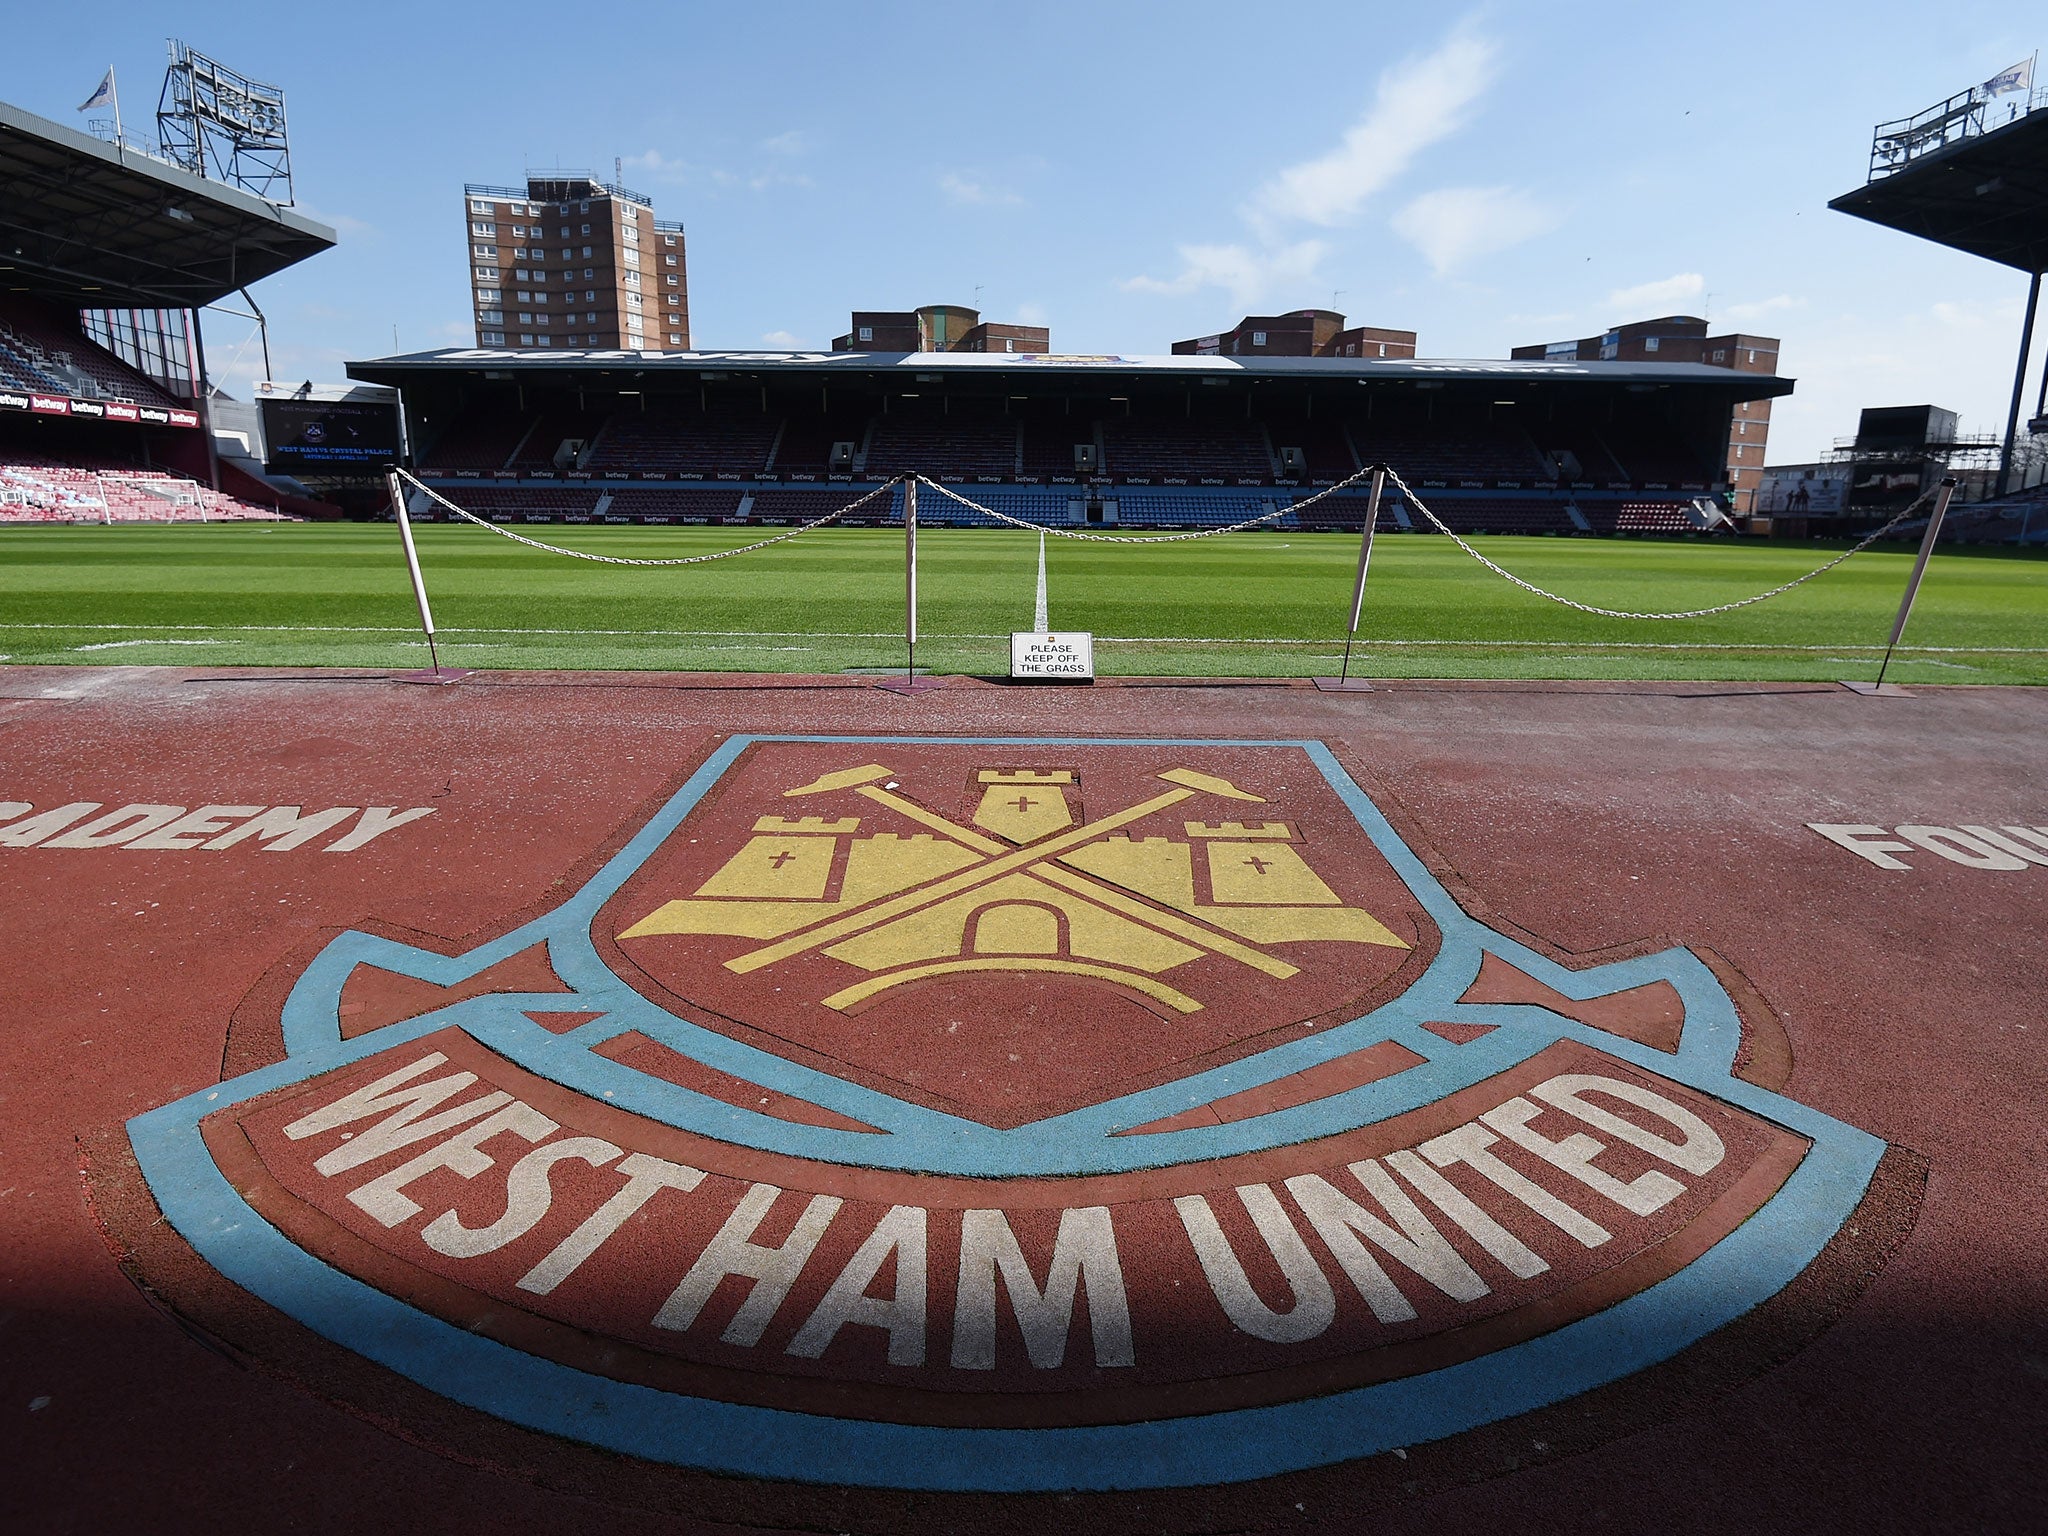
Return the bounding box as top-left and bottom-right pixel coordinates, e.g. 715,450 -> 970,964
126,735 -> 1890,1492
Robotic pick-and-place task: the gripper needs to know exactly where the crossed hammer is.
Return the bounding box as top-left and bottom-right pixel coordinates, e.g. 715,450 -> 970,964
722,763 -> 1300,980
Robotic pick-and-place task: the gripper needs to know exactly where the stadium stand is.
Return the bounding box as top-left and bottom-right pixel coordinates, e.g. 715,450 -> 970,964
1264,414 -> 1361,481
0,298 -> 178,407
588,408 -> 779,476
1018,413 -> 1096,479
1416,496 -> 1579,534
769,407 -> 869,475
1102,415 -> 1274,480
420,408 -> 534,470
0,454 -> 290,522
600,487 -> 746,521
1350,414 -> 1549,483
750,486 -> 901,524
510,410 -> 611,470
864,404 -> 1018,479
433,486 -> 599,519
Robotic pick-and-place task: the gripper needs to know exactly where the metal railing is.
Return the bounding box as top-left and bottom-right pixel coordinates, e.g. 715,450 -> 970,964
1866,78 -> 2047,180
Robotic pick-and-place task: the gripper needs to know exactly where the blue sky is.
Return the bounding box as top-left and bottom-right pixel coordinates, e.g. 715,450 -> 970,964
4,1 -> 2040,461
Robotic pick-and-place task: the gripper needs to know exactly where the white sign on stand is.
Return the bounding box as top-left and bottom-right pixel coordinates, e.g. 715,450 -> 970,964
1010,631 -> 1095,681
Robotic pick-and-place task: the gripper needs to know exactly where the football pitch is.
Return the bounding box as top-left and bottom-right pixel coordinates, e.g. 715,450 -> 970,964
3,521 -> 2044,683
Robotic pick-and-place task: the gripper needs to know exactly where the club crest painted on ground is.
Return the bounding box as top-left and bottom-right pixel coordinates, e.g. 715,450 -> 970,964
128,735 -> 1885,1492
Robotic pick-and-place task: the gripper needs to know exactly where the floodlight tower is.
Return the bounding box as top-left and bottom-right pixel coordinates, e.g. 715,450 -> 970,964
156,40 -> 295,206
1830,62 -> 2048,498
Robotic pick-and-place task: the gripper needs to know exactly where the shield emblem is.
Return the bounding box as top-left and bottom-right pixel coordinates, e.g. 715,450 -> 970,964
124,735 -> 1889,1492
594,742 -> 1439,1127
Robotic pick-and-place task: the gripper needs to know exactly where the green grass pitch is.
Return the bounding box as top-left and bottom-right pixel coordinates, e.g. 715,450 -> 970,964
2,522 -> 2044,683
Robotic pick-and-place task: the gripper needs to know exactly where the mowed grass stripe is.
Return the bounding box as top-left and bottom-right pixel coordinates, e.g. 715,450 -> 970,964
2,522 -> 2043,682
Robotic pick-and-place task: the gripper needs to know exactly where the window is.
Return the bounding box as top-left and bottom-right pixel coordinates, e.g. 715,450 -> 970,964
664,254 -> 677,267
559,226 -> 570,237
512,225 -> 526,237
586,311 -> 598,323
517,313 -> 533,324
477,288 -> 500,303
474,267 -> 499,281
481,330 -> 505,344
478,310 -> 504,325
666,274 -> 678,286
623,224 -> 639,244
471,220 -> 495,236
663,234 -> 676,246
1377,343 -> 1387,357
580,223 -> 591,235
1251,330 -> 1266,346
585,289 -> 596,301
582,246 -> 593,258
516,291 -> 532,303
858,326 -> 873,341
537,335 -> 552,347
1747,349 -> 1757,364
535,314 -> 549,326
626,294 -> 642,309
470,198 -> 494,213
560,248 -> 572,261
519,334 -> 534,345
667,294 -> 679,306
514,269 -> 530,282
1004,338 -> 1015,352
578,199 -> 590,213
669,334 -> 682,344
473,243 -> 494,257
1645,336 -> 1660,352
623,250 -> 640,268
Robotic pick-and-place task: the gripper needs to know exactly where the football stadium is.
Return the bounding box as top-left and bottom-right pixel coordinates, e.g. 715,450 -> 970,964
4,17 -> 2046,1535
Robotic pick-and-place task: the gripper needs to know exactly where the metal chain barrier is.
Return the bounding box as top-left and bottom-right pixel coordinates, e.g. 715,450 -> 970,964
395,468 -> 902,567
1382,464 -> 1937,620
912,466 -> 1377,543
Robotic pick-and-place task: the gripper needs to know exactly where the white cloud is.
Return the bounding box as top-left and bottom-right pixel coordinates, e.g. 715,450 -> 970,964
1392,186 -> 1558,274
940,172 -> 1022,207
623,148 -> 693,185
761,329 -> 805,347
1723,293 -> 1802,325
761,130 -> 806,155
1250,22 -> 1499,231
1014,302 -> 1049,327
1122,240 -> 1330,309
1605,272 -> 1705,314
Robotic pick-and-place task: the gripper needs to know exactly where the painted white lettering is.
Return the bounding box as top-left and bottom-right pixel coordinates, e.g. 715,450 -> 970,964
952,1206 -> 1134,1369
0,801 -> 30,824
1482,1099 -> 1684,1216
1285,1162 -> 1489,1323
517,1152 -> 705,1295
126,805 -> 264,851
281,1052 -> 511,1177
42,804 -> 185,848
1960,826 -> 2048,865
0,802 -> 101,846
786,1205 -> 929,1366
326,806 -> 437,853
420,1135 -> 622,1258
1896,826 -> 2029,871
205,805 -> 359,851
1806,824 -> 1915,869
346,1101 -> 559,1226
1384,1149 -> 1548,1279
1174,1187 -> 1335,1345
1530,1074 -> 1726,1176
1420,1123 -> 1613,1247
653,1183 -> 842,1344
2000,826 -> 2048,854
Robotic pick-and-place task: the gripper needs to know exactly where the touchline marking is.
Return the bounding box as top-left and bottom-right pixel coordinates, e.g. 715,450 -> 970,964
2,623 -> 2045,657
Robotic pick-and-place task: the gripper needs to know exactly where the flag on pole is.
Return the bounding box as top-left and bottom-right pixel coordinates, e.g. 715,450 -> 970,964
1979,58 -> 2033,99
78,70 -> 115,113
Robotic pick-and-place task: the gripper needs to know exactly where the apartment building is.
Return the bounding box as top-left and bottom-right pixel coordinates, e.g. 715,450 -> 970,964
462,172 -> 688,352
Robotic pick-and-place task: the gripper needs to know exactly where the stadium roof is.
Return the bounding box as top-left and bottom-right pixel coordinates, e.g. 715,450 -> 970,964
0,99 -> 336,308
349,348 -> 1793,399
1828,104 -> 2048,272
